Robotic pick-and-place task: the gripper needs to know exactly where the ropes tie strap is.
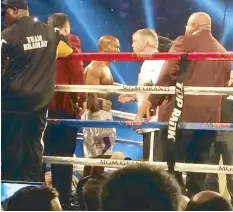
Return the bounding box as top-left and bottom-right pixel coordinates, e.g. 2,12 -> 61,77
167,53 -> 189,172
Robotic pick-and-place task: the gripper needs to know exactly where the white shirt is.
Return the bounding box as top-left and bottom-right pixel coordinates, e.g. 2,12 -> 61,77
137,60 -> 165,121
227,96 -> 233,101
138,60 -> 165,85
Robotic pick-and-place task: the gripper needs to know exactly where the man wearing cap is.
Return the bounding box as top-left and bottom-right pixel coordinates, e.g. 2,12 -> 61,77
1,0 -> 73,182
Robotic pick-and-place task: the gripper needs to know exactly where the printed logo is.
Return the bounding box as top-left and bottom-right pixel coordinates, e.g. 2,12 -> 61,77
23,35 -> 48,51
168,82 -> 184,141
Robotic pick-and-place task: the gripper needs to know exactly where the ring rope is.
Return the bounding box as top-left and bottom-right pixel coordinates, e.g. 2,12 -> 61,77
52,52 -> 233,175
110,109 -> 135,120
47,119 -> 233,131
72,164 -> 116,173
77,133 -> 143,145
54,85 -> 233,95
57,52 -> 233,61
113,82 -> 124,86
42,156 -> 233,174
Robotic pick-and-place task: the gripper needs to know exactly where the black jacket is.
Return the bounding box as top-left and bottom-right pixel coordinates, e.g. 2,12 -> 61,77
221,95 -> 233,123
1,16 -> 69,113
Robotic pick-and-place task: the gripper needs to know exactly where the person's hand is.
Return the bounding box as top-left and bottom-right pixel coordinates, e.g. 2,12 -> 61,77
118,94 -> 137,104
145,103 -> 156,121
78,102 -> 87,116
144,80 -> 154,86
45,172 -> 52,185
134,113 -> 144,122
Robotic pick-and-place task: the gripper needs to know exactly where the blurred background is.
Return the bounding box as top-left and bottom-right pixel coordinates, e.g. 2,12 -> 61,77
2,0 -> 233,158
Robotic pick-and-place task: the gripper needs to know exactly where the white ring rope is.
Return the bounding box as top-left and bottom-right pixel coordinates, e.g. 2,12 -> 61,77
113,82 -> 124,86
110,109 -> 136,120
72,164 -> 116,173
43,156 -> 233,174
77,133 -> 143,145
55,85 -> 233,95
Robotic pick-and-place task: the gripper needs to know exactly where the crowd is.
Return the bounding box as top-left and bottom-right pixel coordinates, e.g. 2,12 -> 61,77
2,164 -> 233,211
1,0 -> 233,211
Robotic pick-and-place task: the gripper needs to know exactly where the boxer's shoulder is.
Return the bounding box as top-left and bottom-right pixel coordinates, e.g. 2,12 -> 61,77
85,61 -> 101,72
86,62 -> 110,74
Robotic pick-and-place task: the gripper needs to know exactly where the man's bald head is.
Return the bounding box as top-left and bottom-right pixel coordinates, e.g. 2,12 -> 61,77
98,35 -> 120,53
186,190 -> 232,211
186,12 -> 212,35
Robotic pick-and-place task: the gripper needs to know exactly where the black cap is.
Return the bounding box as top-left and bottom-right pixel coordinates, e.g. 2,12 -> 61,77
158,36 -> 173,52
2,0 -> 28,10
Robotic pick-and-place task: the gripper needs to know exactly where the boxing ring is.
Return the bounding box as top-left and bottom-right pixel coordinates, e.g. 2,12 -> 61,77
44,52 -> 233,175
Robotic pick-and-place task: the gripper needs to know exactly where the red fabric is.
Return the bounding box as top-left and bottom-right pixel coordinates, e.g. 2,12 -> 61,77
148,31 -> 231,123
61,52 -> 233,61
49,34 -> 86,116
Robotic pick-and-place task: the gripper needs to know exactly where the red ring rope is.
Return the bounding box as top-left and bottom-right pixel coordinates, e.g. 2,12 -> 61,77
59,52 -> 233,61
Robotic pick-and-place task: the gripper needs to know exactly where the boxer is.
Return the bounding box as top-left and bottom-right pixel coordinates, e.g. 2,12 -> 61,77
83,35 -> 120,158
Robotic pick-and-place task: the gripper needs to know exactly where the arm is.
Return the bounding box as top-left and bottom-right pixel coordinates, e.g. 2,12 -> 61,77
85,65 -> 102,113
135,61 -> 165,120
135,94 -> 151,121
225,62 -> 231,86
1,33 -> 10,75
135,72 -> 152,120
67,35 -> 86,113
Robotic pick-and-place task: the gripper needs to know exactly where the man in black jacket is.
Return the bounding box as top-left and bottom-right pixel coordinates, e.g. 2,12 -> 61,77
1,0 -> 72,182
205,82 -> 233,203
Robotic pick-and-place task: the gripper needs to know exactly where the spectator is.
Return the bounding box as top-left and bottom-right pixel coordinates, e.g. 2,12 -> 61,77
44,171 -> 79,195
185,190 -> 233,211
179,195 -> 190,211
100,164 -> 181,211
83,178 -> 104,211
2,186 -> 62,211
83,151 -> 126,177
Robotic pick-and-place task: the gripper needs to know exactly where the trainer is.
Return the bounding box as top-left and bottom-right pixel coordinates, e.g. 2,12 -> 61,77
45,13 -> 86,209
1,0 -> 73,182
140,12 -> 231,196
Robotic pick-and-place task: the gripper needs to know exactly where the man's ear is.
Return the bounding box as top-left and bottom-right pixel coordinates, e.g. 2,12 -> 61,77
103,46 -> 108,52
12,7 -> 18,15
191,22 -> 198,31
